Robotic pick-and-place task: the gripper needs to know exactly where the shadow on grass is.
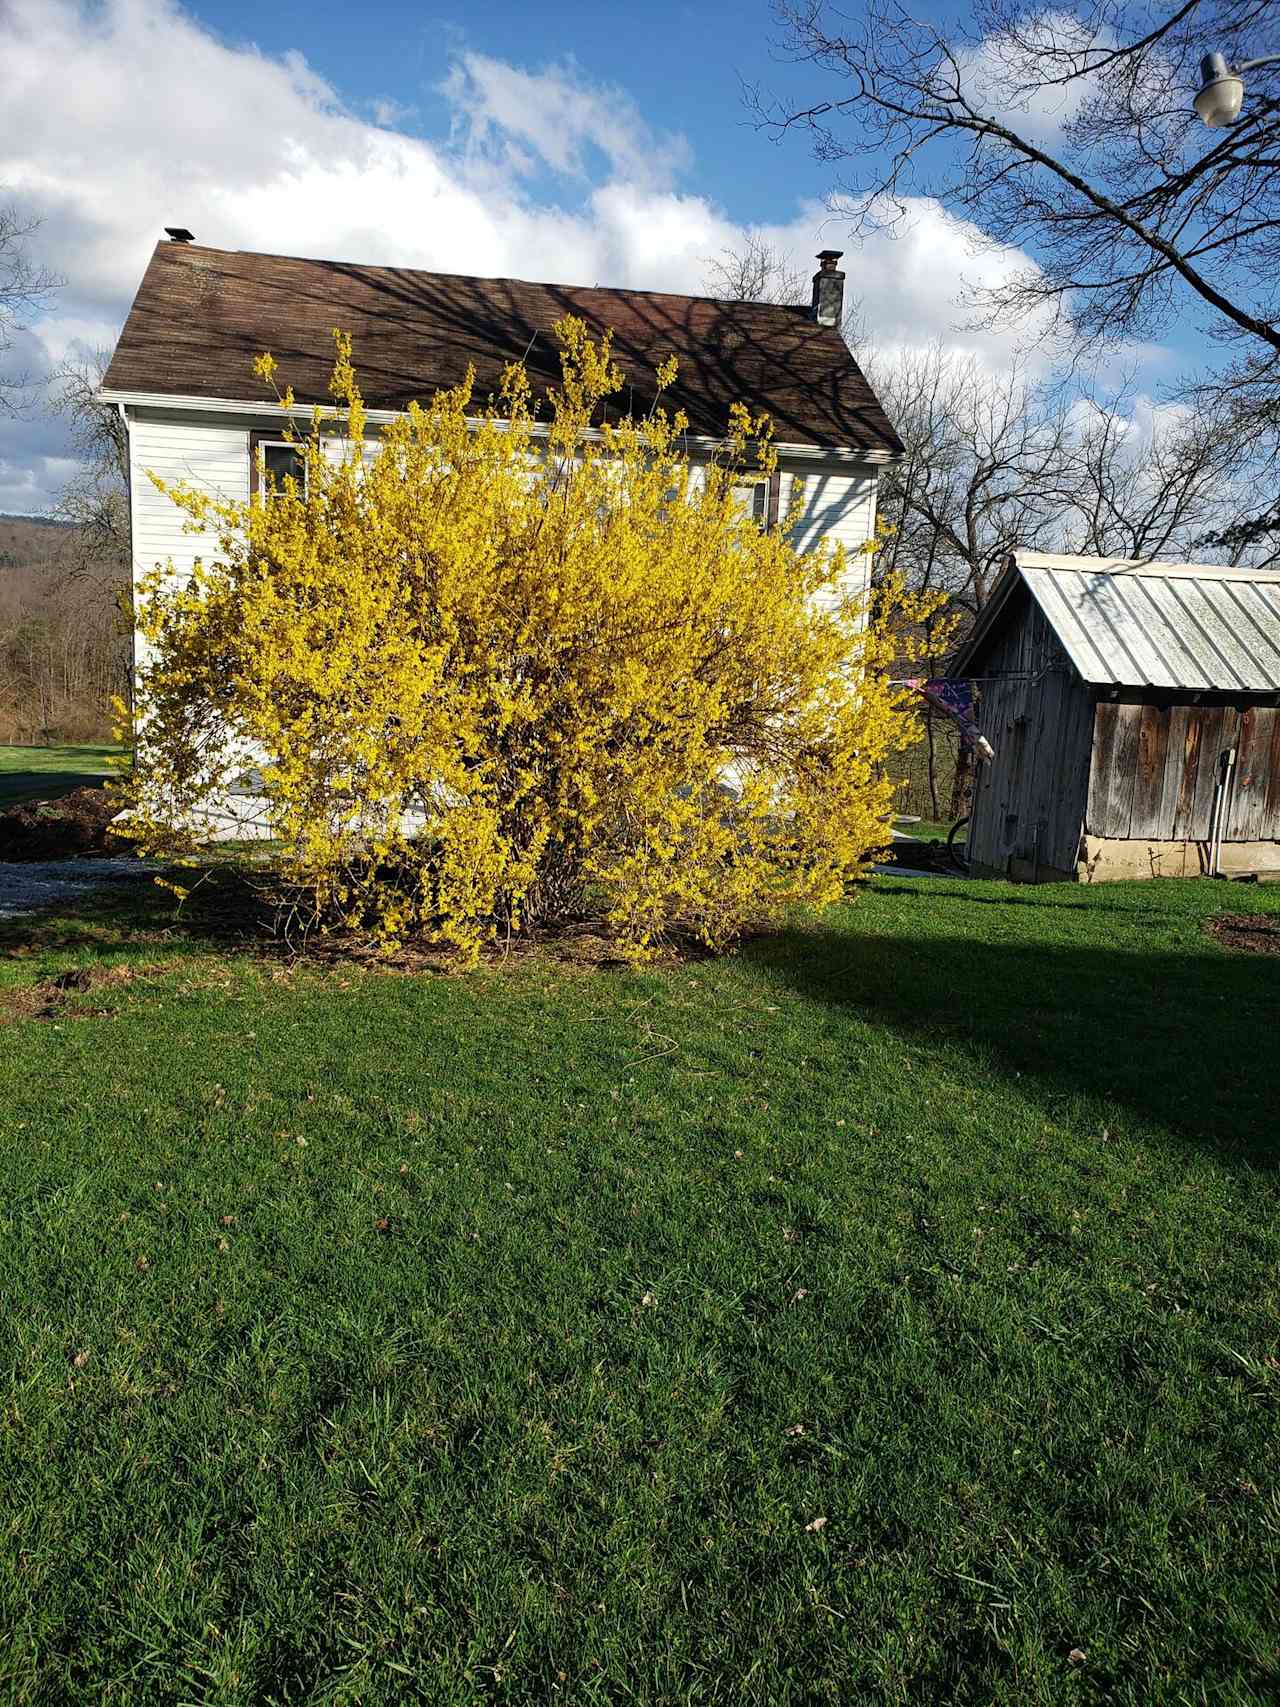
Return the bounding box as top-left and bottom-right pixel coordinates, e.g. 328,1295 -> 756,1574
0,862 -> 273,961
745,906 -> 1280,1166
0,770 -> 113,810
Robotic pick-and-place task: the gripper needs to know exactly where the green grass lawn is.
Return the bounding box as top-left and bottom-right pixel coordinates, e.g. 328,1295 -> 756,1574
1,874 -> 1277,1704
0,743 -> 126,808
903,817 -> 957,842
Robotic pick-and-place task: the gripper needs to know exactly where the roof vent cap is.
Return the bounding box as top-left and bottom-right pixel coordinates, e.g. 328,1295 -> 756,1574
165,227 -> 194,244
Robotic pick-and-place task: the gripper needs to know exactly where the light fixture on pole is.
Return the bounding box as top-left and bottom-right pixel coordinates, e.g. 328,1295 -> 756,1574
1193,50 -> 1280,126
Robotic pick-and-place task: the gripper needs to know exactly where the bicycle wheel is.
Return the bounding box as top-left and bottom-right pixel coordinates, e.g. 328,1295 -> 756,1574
946,814 -> 970,873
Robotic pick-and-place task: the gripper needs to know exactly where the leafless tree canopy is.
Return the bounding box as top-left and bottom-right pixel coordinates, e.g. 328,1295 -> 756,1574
0,343 -> 130,741
702,229 -> 870,348
704,238 -> 1266,628
0,201 -> 62,415
51,348 -> 130,574
759,2 -> 1278,350
704,231 -> 810,306
866,343 -> 1260,611
755,1 -> 1280,540
707,216 -> 1272,814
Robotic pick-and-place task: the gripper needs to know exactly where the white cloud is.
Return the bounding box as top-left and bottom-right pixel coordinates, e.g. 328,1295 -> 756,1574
442,54 -> 691,187
957,10 -> 1107,145
369,95 -> 417,130
0,454 -> 79,514
0,0 -> 1137,510
31,315 -> 122,366
0,0 -> 708,310
1065,389 -> 1195,451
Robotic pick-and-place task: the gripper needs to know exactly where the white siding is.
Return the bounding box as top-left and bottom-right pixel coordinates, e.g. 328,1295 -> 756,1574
680,455 -> 879,586
130,413 -> 249,592
126,409 -> 882,648
127,413 -> 260,832
782,466 -> 879,612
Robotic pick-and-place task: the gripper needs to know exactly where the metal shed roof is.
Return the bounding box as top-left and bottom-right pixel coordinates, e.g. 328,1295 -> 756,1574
955,551 -> 1280,692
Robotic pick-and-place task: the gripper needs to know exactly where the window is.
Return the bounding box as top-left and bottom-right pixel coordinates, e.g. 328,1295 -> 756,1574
732,478 -> 768,527
251,432 -> 307,498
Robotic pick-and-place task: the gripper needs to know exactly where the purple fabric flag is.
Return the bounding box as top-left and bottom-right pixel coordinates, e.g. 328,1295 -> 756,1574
913,678 -> 996,761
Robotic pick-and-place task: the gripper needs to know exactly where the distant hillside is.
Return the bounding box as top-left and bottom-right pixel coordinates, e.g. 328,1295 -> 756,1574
0,516 -> 81,571
0,517 -> 127,742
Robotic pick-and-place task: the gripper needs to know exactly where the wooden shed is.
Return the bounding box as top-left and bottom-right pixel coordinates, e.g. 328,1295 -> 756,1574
950,552 -> 1280,882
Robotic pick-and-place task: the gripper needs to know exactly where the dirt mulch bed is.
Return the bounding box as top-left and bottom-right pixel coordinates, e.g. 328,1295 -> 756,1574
0,787 -> 127,861
1207,912 -> 1280,956
0,959 -> 194,1024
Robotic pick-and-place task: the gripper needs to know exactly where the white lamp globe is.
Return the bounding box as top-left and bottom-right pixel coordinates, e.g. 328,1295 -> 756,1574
1194,54 -> 1245,126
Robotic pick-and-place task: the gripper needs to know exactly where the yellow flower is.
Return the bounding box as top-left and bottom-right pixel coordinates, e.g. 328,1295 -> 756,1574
123,319 -> 943,962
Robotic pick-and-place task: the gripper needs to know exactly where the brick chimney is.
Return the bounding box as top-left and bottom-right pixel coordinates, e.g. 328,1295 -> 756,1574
811,250 -> 845,328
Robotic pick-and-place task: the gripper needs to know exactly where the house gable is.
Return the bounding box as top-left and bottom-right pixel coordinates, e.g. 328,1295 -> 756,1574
101,242 -> 903,458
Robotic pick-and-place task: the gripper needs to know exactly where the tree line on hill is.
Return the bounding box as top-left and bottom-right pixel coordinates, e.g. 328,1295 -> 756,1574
0,513 -> 128,744
1,198 -> 129,742
1,203 -> 129,745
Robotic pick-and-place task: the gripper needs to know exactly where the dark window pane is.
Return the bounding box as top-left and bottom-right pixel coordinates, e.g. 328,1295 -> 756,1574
262,442 -> 306,493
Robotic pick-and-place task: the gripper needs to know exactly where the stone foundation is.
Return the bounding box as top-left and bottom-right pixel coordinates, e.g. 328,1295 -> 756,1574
1080,836 -> 1280,881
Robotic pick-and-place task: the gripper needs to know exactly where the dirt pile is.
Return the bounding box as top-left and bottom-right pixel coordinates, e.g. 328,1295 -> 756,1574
0,787 -> 126,861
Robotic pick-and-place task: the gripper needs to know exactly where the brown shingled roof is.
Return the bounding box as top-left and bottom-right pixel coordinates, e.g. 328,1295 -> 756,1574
102,242 -> 903,455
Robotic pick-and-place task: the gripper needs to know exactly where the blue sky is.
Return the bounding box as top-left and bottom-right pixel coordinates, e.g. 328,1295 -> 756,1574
191,0 -> 838,227
0,0 -> 1189,512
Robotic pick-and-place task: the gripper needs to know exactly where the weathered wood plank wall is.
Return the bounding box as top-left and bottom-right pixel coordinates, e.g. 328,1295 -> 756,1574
961,579 -> 1280,877
966,590 -> 1095,876
1085,703 -> 1280,841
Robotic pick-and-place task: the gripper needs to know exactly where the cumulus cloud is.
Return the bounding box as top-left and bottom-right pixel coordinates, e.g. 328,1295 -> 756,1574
956,9 -> 1108,144
0,453 -> 79,515
0,0 -> 1088,510
441,54 -> 692,187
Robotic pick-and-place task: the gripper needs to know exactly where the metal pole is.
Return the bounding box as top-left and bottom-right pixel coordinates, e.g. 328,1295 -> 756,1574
1215,746 -> 1238,876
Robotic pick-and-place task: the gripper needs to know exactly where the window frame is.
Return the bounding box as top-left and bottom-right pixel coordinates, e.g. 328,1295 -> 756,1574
732,469 -> 783,530
733,477 -> 769,529
766,468 -> 782,528
250,430 -> 308,499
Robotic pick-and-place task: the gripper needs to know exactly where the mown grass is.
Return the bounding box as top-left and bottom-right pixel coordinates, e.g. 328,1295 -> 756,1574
902,817 -> 957,842
0,743 -> 125,807
1,874 -> 1278,1704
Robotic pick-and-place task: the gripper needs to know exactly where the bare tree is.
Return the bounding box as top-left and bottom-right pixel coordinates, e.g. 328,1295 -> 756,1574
0,521 -> 127,743
42,348 -> 133,723
52,348 -> 130,572
704,231 -> 809,305
0,202 -> 62,415
756,0 -> 1280,539
707,224 -> 1269,814
704,235 -> 1262,601
868,345 -> 1070,614
702,228 -> 869,348
701,242 -> 1058,610
1057,390 -> 1269,560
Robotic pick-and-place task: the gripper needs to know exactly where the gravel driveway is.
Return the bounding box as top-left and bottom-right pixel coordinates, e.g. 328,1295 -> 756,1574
0,858 -> 158,919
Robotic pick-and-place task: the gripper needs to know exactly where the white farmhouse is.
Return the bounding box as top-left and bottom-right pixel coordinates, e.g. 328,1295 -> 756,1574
99,234 -> 902,831
103,233 -> 900,615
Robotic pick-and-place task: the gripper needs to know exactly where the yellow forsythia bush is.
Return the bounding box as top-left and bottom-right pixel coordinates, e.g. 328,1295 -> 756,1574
121,318 -> 938,960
